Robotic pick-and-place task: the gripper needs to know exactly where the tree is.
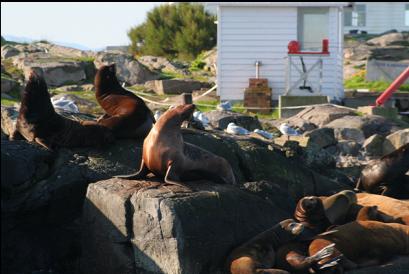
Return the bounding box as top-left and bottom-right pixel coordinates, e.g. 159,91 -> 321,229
127,3 -> 216,60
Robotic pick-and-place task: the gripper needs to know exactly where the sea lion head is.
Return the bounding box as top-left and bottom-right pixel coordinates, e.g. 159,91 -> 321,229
21,70 -> 55,119
95,64 -> 120,94
157,104 -> 196,129
295,196 -> 325,224
279,219 -> 305,236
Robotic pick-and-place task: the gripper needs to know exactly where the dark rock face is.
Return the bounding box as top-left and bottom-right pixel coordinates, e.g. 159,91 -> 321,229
205,110 -> 262,131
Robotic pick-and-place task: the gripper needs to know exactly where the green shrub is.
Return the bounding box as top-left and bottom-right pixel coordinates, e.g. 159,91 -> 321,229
128,3 -> 216,61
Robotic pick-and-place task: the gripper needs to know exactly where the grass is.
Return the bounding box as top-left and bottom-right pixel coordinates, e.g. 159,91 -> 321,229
344,70 -> 409,92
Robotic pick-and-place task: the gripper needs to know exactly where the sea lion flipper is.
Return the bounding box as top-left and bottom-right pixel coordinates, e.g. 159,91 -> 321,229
164,165 -> 191,189
115,160 -> 149,180
34,137 -> 53,151
9,129 -> 23,141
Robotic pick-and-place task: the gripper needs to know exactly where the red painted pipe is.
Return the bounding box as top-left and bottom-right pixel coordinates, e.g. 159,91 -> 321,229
376,66 -> 409,106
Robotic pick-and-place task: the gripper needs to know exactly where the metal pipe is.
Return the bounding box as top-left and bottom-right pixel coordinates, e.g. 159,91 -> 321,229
376,66 -> 409,106
255,61 -> 261,79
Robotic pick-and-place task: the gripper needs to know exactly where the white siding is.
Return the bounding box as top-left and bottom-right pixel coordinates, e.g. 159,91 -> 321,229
344,2 -> 409,34
218,6 -> 344,101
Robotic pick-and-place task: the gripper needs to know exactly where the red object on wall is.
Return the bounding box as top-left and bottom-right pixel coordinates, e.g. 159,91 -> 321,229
322,39 -> 329,53
376,66 -> 409,106
288,41 -> 300,54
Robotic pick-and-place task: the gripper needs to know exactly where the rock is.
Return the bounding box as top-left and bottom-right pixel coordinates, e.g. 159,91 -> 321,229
81,170 -> 349,274
1,45 -> 20,59
15,59 -> 89,87
2,105 -> 354,274
1,76 -> 19,94
333,128 -> 365,144
202,48 -> 217,73
383,129 -> 409,155
303,128 -> 337,149
362,134 -> 384,156
1,106 -> 19,137
366,32 -> 409,47
337,140 -> 362,156
138,55 -> 188,75
94,52 -> 158,85
302,143 -> 336,170
283,117 -> 317,132
55,84 -> 94,92
144,79 -> 204,95
205,110 -> 262,131
369,46 -> 409,61
326,115 -> 400,138
290,105 -> 357,128
343,44 -> 372,61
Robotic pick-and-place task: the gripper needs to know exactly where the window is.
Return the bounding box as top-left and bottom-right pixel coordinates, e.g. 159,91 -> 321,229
405,4 -> 409,26
298,7 -> 329,51
344,4 -> 366,27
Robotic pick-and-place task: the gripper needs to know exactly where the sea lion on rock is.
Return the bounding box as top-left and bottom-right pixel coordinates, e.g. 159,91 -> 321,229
116,104 -> 237,187
356,143 -> 409,199
227,219 -> 314,274
308,220 -> 409,272
10,71 -> 114,150
294,190 -> 357,232
92,64 -> 155,138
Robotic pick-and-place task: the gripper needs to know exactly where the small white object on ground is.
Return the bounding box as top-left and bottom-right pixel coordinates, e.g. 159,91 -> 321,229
253,129 -> 273,139
193,111 -> 209,127
226,122 -> 250,135
279,123 -> 301,136
154,110 -> 162,121
51,96 -> 79,113
217,101 -> 232,111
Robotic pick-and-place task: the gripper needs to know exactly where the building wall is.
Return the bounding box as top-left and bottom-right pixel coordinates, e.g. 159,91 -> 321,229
217,6 -> 344,101
344,2 -> 409,34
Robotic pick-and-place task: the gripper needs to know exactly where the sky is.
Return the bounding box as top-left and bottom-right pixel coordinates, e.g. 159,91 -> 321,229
1,2 -> 165,50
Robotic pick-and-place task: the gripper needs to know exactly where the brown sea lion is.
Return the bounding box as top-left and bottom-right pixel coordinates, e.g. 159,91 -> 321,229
356,143 -> 409,199
227,219 -> 306,274
308,220 -> 409,272
10,71 -> 114,150
116,104 -> 237,187
91,64 -> 155,138
356,193 -> 409,225
294,190 -> 357,232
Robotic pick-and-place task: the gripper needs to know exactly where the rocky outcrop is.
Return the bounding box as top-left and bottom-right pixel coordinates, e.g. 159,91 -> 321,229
138,55 -> 188,75
144,79 -> 206,95
1,45 -> 20,59
287,105 -> 357,128
205,110 -> 262,131
383,129 -> 409,155
94,52 -> 159,85
1,76 -> 19,94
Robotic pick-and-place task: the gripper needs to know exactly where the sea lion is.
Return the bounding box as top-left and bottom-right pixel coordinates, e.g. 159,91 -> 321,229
116,104 -> 237,187
294,190 -> 357,232
10,71 -> 114,150
356,143 -> 409,199
308,220 -> 409,272
227,219 -> 307,274
356,193 -> 409,225
92,64 -> 155,139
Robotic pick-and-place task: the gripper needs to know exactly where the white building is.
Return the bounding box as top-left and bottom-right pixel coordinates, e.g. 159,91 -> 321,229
344,2 -> 409,34
206,2 -> 349,101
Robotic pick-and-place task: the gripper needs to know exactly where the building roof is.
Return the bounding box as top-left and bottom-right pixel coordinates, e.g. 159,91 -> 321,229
205,2 -> 351,7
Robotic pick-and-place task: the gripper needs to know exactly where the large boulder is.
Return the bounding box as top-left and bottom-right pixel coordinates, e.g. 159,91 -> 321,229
80,179 -> 293,274
362,134 -> 384,156
144,79 -> 205,95
303,128 -> 337,149
366,32 -> 409,47
1,45 -> 20,59
383,129 -> 409,155
205,110 -> 262,131
94,52 -> 158,85
138,55 -> 188,75
1,76 -> 19,94
325,115 -> 400,138
289,105 -> 357,128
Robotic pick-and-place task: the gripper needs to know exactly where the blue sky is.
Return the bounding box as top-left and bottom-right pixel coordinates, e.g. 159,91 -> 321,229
1,2 -> 165,50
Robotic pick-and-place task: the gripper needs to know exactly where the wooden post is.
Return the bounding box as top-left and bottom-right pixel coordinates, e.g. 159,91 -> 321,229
180,93 -> 193,105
